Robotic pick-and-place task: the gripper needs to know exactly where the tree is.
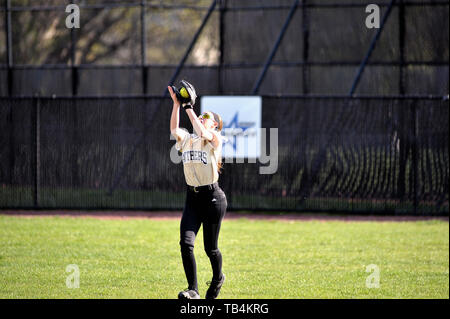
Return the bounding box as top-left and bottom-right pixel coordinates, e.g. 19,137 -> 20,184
8,1 -> 218,65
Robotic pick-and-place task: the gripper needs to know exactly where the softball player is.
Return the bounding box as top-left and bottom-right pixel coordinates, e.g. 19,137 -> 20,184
168,86 -> 227,299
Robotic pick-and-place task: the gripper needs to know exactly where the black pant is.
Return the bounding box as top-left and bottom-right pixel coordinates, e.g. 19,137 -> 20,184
179,183 -> 227,292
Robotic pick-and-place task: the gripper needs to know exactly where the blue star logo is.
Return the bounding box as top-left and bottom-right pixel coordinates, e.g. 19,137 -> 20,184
223,112 -> 255,151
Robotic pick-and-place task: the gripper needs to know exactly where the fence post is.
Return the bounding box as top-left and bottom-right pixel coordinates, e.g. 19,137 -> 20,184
412,100 -> 419,215
5,0 -> 13,96
399,0 -> 405,95
7,96 -> 14,186
302,0 -> 309,94
397,104 -> 407,202
34,95 -> 41,208
141,0 -> 148,95
70,23 -> 78,95
218,0 -> 226,94
5,0 -> 14,186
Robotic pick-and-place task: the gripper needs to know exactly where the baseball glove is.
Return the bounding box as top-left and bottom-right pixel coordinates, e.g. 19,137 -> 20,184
171,80 -> 197,109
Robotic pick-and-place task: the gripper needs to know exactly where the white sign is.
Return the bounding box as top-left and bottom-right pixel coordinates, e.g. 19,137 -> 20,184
201,96 -> 262,159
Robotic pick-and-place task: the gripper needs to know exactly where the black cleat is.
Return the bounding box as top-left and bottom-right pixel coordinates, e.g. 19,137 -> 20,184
205,274 -> 225,299
178,289 -> 200,299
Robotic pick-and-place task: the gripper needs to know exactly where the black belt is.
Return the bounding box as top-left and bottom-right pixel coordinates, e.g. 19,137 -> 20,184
188,182 -> 219,193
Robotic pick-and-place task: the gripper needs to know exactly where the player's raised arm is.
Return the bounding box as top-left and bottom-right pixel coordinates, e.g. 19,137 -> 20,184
185,109 -> 214,141
168,86 -> 185,142
169,80 -> 215,142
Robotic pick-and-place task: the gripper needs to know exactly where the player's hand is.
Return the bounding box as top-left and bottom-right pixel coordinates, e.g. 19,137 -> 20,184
168,86 -> 180,107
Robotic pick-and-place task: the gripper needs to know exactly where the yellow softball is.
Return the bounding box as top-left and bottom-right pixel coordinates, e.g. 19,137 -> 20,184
180,87 -> 190,98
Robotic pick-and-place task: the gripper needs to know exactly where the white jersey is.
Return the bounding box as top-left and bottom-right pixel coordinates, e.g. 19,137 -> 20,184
174,129 -> 222,187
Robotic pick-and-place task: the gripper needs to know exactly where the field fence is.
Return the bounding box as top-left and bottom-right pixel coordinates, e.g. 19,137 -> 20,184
0,96 -> 448,215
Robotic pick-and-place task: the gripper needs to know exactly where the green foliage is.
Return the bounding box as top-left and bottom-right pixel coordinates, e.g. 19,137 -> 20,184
9,1 -> 218,65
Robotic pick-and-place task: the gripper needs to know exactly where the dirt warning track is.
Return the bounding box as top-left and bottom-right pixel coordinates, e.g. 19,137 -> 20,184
0,210 -> 448,222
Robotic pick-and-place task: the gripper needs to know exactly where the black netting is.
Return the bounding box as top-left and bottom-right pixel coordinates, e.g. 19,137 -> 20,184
0,98 -> 34,207
77,68 -> 143,96
404,5 -> 449,62
36,97 -> 182,208
405,66 -> 449,95
10,10 -> 70,65
145,66 -> 220,95
223,8 -> 299,64
0,1 -> 448,97
0,16 -> 5,64
146,8 -> 219,66
12,68 -> 72,96
0,70 -> 7,96
0,97 -> 448,214
307,7 -> 399,63
77,6 -> 141,65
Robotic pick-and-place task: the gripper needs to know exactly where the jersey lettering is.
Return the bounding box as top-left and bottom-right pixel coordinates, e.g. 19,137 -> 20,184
182,150 -> 208,165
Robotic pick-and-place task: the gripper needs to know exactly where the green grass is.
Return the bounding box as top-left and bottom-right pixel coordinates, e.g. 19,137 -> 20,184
0,215 -> 448,299
2,185 -> 447,214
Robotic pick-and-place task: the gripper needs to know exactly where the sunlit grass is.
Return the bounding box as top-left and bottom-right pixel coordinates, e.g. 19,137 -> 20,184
0,216 -> 448,299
